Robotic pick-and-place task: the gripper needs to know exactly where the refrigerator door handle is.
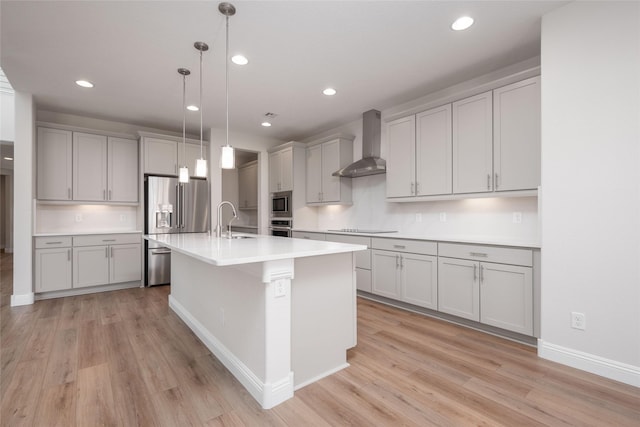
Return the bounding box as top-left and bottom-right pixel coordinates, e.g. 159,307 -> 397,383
175,184 -> 181,230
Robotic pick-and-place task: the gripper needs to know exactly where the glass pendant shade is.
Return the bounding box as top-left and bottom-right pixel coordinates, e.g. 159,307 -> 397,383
195,158 -> 208,177
179,166 -> 190,183
220,145 -> 235,169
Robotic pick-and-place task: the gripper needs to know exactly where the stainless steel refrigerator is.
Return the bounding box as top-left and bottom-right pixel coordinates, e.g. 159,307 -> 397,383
144,176 -> 210,286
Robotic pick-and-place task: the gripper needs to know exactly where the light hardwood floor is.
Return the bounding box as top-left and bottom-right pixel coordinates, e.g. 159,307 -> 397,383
1,252 -> 639,426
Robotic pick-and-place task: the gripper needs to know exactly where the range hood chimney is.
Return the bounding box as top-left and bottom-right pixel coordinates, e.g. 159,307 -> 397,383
333,109 -> 386,178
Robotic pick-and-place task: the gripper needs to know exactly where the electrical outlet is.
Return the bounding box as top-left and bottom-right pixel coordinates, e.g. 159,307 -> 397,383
75,214 -> 83,222
571,312 -> 586,330
274,279 -> 286,298
439,212 -> 447,222
513,212 -> 522,223
415,213 -> 422,223
119,214 -> 127,222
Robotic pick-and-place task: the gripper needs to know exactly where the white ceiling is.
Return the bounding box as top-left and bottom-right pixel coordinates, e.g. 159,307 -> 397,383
0,1 -> 566,142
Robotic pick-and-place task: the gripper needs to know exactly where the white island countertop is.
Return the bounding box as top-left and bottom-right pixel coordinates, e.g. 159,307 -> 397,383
145,232 -> 367,267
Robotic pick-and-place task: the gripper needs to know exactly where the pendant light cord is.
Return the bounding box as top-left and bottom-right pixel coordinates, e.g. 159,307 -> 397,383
225,14 -> 229,148
182,73 -> 187,163
199,49 -> 203,158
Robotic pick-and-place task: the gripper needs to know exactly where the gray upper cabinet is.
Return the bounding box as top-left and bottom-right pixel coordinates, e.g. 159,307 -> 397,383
386,115 -> 415,198
238,161 -> 258,209
416,105 -> 452,196
452,91 -> 493,194
143,137 -> 178,176
37,126 -> 138,203
305,137 -> 353,205
493,76 -> 541,191
269,147 -> 293,193
37,127 -> 73,200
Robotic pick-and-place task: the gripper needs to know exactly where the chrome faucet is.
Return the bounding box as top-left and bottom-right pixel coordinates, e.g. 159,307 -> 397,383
216,201 -> 238,238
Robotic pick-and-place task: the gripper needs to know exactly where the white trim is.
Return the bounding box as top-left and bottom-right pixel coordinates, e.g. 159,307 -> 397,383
11,292 -> 34,306
294,362 -> 350,391
169,295 -> 294,409
538,339 -> 640,387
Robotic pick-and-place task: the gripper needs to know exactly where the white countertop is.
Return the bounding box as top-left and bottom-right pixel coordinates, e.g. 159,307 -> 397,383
144,232 -> 367,267
293,228 -> 540,249
34,230 -> 142,237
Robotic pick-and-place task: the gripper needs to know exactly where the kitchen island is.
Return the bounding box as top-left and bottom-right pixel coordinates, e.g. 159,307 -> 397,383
144,232 -> 366,409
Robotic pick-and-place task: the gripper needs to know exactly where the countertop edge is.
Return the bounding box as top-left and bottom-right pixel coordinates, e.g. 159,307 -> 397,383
34,230 -> 143,237
292,229 -> 541,249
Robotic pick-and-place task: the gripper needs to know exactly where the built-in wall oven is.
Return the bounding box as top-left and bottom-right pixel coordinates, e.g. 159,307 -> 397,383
271,190 -> 292,218
270,219 -> 292,237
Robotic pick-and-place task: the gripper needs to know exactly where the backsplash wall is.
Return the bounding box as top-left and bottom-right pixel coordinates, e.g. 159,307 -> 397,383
316,174 -> 539,243
35,204 -> 138,234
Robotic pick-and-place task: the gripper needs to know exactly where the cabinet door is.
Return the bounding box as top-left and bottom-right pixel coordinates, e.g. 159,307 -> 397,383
108,137 -> 138,202
280,148 -> 293,191
371,250 -> 401,299
35,248 -> 72,292
493,76 -> 541,191
452,91 -> 493,194
269,151 -> 281,193
144,137 -> 178,176
438,257 -> 479,321
416,105 -> 452,196
321,140 -> 342,202
386,115 -> 416,198
73,246 -> 110,288
73,132 -> 108,201
401,253 -> 438,310
37,127 -> 73,200
356,268 -> 372,293
238,162 -> 258,209
110,243 -> 142,283
480,263 -> 533,335
305,144 -> 323,203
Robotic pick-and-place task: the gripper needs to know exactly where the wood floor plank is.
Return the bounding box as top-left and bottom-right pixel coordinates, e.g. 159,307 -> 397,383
42,327 -> 78,387
32,382 -> 76,427
76,363 -> 119,427
0,358 -> 47,426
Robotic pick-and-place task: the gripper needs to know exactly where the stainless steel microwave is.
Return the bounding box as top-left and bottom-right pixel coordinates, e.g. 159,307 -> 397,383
271,190 -> 292,218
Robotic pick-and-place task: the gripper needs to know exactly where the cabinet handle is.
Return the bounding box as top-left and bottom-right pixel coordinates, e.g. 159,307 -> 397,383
110,246 -> 113,258
68,188 -> 71,199
469,252 -> 488,258
487,174 -> 491,190
103,189 -> 106,200
480,265 -> 484,283
102,239 -> 116,242
396,254 -> 399,269
45,241 -> 63,245
393,245 -> 406,249
410,182 -> 415,195
105,247 -> 109,258
67,249 -> 71,261
109,189 -> 112,200
415,182 -> 420,195
400,255 -> 404,268
495,173 -> 499,190
473,264 -> 477,281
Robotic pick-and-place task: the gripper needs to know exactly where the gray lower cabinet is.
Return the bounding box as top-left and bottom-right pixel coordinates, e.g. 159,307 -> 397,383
325,234 -> 372,293
34,234 -> 141,293
438,242 -> 534,335
34,236 -> 73,292
371,238 -> 438,310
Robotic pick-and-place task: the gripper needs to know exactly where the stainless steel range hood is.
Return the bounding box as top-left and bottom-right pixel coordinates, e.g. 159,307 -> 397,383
333,109 -> 386,178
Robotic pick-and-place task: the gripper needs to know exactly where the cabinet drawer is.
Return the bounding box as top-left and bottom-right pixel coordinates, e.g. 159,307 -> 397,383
73,233 -> 141,247
438,242 -> 532,267
292,231 -> 326,241
35,236 -> 72,248
371,237 -> 437,255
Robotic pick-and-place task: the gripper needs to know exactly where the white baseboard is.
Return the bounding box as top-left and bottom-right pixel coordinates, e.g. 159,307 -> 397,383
35,281 -> 140,300
294,362 -> 350,391
169,295 -> 294,409
538,339 -> 640,388
11,292 -> 35,306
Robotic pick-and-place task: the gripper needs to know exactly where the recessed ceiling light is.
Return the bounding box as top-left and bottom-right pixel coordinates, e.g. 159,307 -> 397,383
323,88 -> 337,96
261,121 -> 272,127
187,105 -> 199,111
75,80 -> 94,88
451,16 -> 474,31
3,156 -> 13,161
232,55 -> 248,65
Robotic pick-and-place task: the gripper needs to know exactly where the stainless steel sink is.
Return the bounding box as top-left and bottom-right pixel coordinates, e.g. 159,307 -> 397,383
225,234 -> 254,239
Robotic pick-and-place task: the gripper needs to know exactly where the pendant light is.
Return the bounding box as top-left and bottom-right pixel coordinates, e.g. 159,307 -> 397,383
178,68 -> 191,183
219,2 -> 236,170
194,41 -> 209,177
